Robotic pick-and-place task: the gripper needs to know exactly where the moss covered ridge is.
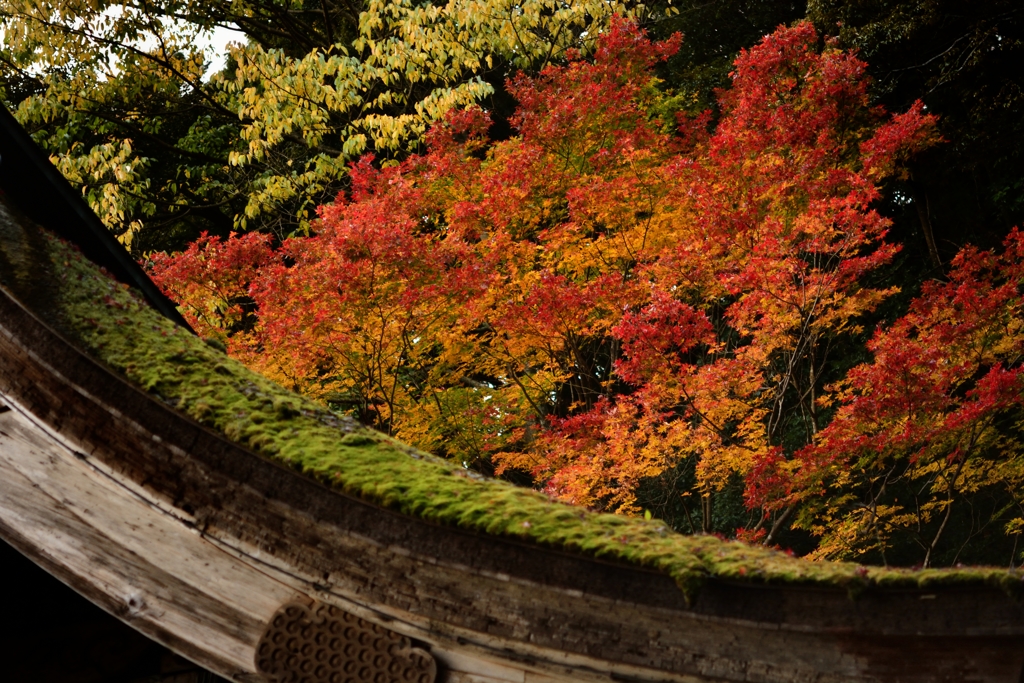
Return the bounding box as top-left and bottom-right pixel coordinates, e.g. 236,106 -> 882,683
44,233 -> 1024,603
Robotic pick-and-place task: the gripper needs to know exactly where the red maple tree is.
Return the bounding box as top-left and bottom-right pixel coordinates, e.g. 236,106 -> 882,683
147,20 -> 1024,566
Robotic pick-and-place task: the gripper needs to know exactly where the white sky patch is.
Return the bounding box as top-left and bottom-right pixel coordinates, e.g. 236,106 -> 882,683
197,23 -> 247,78
1,6 -> 245,82
96,6 -> 245,80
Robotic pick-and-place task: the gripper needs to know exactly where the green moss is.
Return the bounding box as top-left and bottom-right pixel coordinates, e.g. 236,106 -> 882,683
40,233 -> 1024,602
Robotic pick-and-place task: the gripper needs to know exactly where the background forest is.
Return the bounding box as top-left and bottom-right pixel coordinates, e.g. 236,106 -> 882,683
4,0 -> 1023,568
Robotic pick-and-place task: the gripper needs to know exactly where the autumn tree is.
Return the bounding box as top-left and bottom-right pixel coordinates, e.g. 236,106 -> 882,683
1,0 -> 639,251
502,24 -> 937,535
748,231 -> 1024,567
808,0 -> 1024,266
153,20 -> 963,556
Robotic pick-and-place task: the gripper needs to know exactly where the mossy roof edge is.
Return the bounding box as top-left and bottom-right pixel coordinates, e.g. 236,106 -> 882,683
41,232 -> 1024,603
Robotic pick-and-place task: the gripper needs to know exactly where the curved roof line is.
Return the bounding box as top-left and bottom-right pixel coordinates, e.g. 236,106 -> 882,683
0,120 -> 1021,682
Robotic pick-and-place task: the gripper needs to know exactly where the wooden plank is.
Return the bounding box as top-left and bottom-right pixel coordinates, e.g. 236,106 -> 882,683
5,382 -> 1023,682
0,401 -> 631,683
0,404 -> 300,681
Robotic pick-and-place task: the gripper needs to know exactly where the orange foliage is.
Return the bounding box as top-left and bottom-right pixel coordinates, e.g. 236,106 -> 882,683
152,20 -> 957,546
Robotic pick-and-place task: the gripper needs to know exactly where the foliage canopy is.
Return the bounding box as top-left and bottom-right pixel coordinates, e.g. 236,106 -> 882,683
10,0 -> 1024,569
149,21 -> 1024,568
0,0 -> 638,248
